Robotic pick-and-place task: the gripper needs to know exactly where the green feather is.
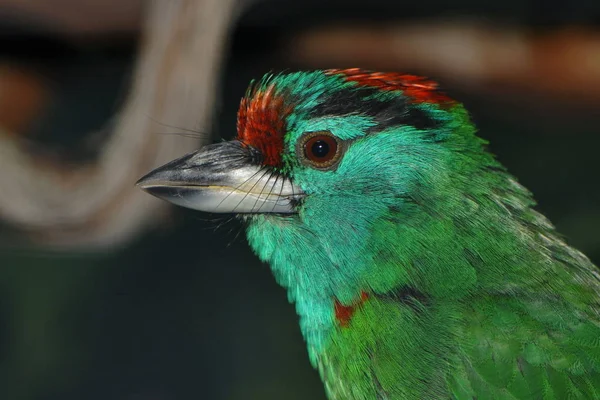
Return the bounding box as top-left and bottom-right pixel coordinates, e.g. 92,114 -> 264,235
240,70 -> 600,399
137,68 -> 600,398
134,68 -> 594,399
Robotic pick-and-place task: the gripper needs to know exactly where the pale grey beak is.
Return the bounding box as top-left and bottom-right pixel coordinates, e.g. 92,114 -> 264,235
136,141 -> 304,213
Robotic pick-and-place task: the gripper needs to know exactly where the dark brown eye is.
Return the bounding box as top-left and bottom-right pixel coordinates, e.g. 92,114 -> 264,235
300,131 -> 342,169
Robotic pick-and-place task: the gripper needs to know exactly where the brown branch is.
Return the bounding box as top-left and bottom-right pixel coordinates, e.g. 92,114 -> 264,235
0,0 -> 237,248
287,20 -> 600,103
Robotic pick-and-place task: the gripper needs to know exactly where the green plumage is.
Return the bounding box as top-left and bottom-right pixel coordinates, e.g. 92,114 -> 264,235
139,69 -> 600,399
243,71 -> 600,399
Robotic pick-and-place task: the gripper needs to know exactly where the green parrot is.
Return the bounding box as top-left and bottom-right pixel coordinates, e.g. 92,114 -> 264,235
137,69 -> 600,399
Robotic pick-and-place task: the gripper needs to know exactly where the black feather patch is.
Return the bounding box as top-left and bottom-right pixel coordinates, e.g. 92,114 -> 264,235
377,286 -> 429,313
309,87 -> 441,133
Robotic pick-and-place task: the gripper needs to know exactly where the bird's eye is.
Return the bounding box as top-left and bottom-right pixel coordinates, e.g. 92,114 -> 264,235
299,131 -> 342,169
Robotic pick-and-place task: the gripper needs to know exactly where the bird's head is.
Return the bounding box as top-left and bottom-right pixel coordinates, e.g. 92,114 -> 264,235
138,69 -> 509,346
138,68 -> 484,219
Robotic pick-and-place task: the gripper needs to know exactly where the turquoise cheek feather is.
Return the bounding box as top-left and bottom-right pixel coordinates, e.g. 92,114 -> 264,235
246,104 -> 460,362
246,115 -> 383,361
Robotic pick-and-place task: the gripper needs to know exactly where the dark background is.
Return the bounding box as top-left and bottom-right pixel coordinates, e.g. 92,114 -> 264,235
1,1 -> 599,399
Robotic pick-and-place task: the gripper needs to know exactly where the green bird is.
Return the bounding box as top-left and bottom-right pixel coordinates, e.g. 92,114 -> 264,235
137,69 -> 600,399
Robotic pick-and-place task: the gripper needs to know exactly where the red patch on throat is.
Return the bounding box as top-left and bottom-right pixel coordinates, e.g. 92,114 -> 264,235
326,68 -> 454,106
237,85 -> 291,168
334,291 -> 370,327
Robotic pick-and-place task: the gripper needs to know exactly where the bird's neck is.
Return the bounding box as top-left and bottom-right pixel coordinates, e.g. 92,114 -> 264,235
246,206 -> 384,362
245,170 -> 564,366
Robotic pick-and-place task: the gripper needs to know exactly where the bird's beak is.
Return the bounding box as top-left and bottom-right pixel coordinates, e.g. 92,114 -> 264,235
136,140 -> 304,214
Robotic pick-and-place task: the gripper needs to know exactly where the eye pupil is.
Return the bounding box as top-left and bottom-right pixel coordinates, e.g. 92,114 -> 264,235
311,140 -> 330,158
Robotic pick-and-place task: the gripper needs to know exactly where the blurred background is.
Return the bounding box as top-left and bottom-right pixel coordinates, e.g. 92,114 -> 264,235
0,0 -> 599,399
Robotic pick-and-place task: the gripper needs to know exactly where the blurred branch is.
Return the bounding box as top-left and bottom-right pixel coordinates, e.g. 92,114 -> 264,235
0,0 -> 236,248
287,20 -> 600,103
0,0 -> 142,36
0,67 -> 48,135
